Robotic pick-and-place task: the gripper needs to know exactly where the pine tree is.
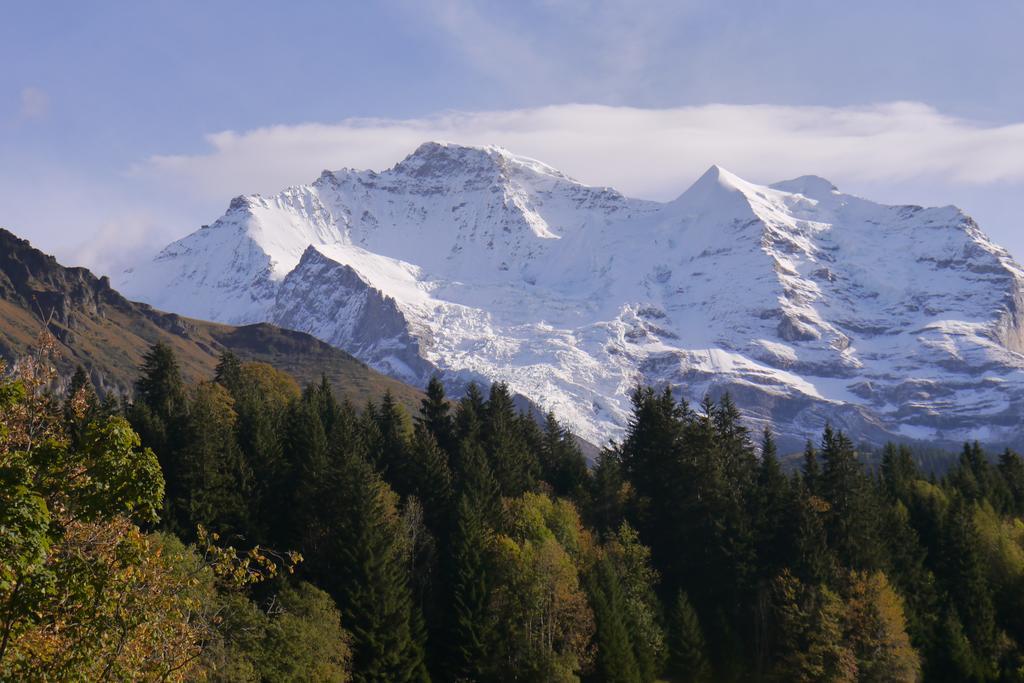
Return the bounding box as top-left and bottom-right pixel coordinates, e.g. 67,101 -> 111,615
447,495 -> 496,681
589,447 -> 628,535
374,391 -> 414,495
213,350 -> 243,392
130,342 -> 188,524
173,382 -> 252,538
135,342 -> 186,422
539,412 -> 589,499
941,496 -> 997,671
312,374 -> 341,439
929,608 -> 981,683
620,386 -> 687,586
666,591 -> 711,683
802,440 -> 820,494
417,376 -> 454,457
882,500 -> 939,654
455,383 -> 485,443
408,424 -> 453,535
452,437 -> 503,528
754,428 -> 795,582
792,478 -> 833,585
587,556 -> 641,683
769,571 -> 856,683
482,382 -> 536,496
318,453 -> 430,682
818,427 -> 882,570
606,523 -> 665,683
998,449 -> 1024,516
277,396 -> 329,549
880,443 -> 919,503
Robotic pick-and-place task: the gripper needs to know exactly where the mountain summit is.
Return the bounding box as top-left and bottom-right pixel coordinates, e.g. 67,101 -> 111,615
120,143 -> 1024,449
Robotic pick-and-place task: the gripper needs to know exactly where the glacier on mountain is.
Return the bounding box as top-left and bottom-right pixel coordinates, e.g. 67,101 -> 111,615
120,142 -> 1024,449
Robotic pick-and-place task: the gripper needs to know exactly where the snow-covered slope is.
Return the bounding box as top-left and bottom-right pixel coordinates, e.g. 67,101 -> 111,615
120,142 -> 1024,449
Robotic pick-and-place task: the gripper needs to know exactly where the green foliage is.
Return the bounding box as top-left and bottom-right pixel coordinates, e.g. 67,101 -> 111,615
447,495 -> 496,680
207,581 -> 352,682
490,492 -> 595,682
587,555 -> 641,683
769,571 -> 855,682
21,334 -> 1024,683
319,452 -> 429,682
666,591 -> 711,683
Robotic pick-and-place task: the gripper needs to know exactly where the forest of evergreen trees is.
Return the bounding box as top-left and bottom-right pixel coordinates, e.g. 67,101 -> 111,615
5,336 -> 1024,681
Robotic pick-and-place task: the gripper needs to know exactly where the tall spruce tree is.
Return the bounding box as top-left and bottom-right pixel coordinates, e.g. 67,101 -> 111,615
587,556 -> 642,683
818,427 -> 882,571
447,495 -> 496,681
539,412 -> 589,500
173,382 -> 252,539
374,391 -> 415,496
941,496 -> 997,672
482,382 -> 536,496
320,452 -> 430,682
418,376 -> 455,457
408,424 -> 454,535
666,591 -> 711,683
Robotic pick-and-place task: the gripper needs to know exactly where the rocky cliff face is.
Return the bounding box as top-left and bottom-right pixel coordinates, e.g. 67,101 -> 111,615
0,228 -> 426,413
119,142 -> 1024,449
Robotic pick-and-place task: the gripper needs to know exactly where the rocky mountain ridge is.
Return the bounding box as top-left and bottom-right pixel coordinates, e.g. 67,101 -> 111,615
0,228 -> 425,412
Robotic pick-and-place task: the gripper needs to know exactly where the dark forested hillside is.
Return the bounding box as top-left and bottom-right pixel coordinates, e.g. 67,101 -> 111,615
5,330 -> 1024,680
0,227 -> 424,411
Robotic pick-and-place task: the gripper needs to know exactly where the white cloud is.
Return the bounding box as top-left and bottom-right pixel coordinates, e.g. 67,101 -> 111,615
135,102 -> 1024,204
19,86 -> 49,120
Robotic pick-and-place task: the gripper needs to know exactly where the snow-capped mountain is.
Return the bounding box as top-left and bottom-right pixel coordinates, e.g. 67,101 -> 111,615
120,141 -> 1024,449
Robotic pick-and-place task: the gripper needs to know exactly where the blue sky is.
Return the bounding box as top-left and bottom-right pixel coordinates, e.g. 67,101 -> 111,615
3,1 -> 1024,274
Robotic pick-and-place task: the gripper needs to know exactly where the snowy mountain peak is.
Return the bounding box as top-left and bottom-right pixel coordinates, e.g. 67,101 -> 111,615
121,143 -> 1024,450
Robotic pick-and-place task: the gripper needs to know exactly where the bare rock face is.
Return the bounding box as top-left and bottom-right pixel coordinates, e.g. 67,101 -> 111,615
120,143 -> 1024,451
271,247 -> 433,383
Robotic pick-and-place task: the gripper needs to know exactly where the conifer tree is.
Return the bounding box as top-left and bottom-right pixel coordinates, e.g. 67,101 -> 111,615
135,342 -> 187,422
589,447 -> 628,535
802,440 -> 820,493
408,424 -> 453,535
130,342 -> 188,523
769,571 -> 856,683
213,350 -> 243,392
374,391 -> 414,495
587,556 -> 642,683
666,591 -> 711,683
447,495 -> 496,681
318,453 -> 430,682
417,376 -> 454,456
312,374 -> 341,439
452,437 -> 503,528
483,382 -> 536,496
929,608 -> 981,682
792,479 -> 833,585
818,427 -> 882,570
880,443 -> 919,503
754,428 -> 793,579
998,449 -> 1024,516
455,383 -> 485,442
277,396 -> 329,549
941,496 -> 997,670
540,411 -> 589,499
606,523 -> 665,682
173,381 -> 251,538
